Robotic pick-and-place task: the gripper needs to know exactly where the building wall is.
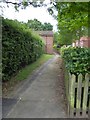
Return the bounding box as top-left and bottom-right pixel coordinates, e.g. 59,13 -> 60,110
72,37 -> 90,48
41,35 -> 53,54
87,37 -> 90,47
46,36 -> 53,54
80,37 -> 90,48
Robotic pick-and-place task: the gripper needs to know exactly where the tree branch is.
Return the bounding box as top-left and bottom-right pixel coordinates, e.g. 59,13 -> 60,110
2,0 -> 48,8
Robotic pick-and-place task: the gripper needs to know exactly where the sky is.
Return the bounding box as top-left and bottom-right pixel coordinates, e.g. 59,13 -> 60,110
2,2 -> 58,31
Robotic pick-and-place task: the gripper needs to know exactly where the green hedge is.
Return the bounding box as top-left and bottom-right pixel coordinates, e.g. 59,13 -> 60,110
60,46 -> 90,75
2,18 -> 45,82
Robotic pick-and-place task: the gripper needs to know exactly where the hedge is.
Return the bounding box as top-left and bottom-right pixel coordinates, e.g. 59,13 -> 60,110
60,46 -> 90,75
2,18 -> 45,82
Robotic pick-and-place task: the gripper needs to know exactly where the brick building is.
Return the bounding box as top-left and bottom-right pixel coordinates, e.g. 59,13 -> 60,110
80,37 -> 90,48
72,37 -> 90,48
36,31 -> 53,54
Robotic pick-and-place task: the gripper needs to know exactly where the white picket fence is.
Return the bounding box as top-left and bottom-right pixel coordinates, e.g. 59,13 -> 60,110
66,73 -> 90,118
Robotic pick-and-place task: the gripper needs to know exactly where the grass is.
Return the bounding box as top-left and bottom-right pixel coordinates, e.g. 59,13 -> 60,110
15,54 -> 54,81
3,54 -> 54,95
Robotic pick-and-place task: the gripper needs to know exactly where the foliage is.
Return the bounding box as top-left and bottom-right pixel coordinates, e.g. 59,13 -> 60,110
60,46 -> 90,75
58,28 -> 74,45
2,54 -> 54,94
53,32 -> 61,53
2,17 -> 45,82
26,19 -> 53,31
53,44 -> 60,54
53,30 -> 72,46
2,0 -> 46,9
56,2 -> 88,45
43,22 -> 53,31
57,2 -> 88,30
53,32 -> 59,44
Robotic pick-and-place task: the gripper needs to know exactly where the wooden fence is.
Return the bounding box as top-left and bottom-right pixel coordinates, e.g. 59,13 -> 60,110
66,73 -> 90,118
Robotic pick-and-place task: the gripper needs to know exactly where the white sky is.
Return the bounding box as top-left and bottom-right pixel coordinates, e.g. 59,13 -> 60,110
2,2 -> 58,31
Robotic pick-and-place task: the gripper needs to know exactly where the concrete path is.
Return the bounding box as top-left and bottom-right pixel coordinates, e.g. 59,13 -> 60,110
4,55 -> 67,118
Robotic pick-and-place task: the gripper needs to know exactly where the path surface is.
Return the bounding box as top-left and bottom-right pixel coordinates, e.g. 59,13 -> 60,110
3,55 -> 67,118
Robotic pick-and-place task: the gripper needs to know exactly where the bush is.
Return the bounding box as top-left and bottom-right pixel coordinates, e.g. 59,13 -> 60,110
60,46 -> 90,75
2,18 -> 45,82
53,44 -> 60,54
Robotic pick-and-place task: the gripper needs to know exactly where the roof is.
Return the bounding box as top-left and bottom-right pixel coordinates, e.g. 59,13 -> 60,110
35,31 -> 53,37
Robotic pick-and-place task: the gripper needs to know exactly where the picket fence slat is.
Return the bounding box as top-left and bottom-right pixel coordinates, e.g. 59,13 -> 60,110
68,73 -> 71,115
82,73 -> 89,117
70,74 -> 75,117
68,73 -> 90,118
76,74 -> 82,116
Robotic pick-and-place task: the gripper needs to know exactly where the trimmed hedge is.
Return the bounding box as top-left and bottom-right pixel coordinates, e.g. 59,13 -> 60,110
2,18 -> 45,82
60,46 -> 90,75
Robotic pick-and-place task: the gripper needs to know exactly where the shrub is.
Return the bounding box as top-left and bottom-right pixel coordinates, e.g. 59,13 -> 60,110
60,46 -> 90,75
2,18 -> 44,82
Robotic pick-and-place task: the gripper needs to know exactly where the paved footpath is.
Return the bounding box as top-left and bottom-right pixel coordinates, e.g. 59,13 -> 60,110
3,55 -> 67,118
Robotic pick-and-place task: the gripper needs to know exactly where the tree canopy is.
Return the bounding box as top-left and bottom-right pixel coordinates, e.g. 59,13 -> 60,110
55,2 -> 89,45
2,0 -> 51,10
26,19 -> 53,31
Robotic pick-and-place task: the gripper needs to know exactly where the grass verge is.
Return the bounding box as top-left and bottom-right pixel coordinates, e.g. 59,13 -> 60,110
15,54 -> 54,81
3,54 -> 54,96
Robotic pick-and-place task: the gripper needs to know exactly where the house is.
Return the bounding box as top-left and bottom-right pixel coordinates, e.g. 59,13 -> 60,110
80,37 -> 90,48
72,37 -> 90,48
36,31 -> 53,54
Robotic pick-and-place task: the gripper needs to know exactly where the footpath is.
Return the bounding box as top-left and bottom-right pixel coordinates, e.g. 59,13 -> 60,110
3,55 -> 67,118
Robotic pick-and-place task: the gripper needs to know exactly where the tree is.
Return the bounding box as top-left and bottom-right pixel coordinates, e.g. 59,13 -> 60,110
27,19 -> 43,31
2,0 -> 57,14
55,2 -> 89,45
53,32 -> 59,44
43,22 -> 53,30
2,0 -> 43,9
2,0 -> 52,10
26,19 -> 53,31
